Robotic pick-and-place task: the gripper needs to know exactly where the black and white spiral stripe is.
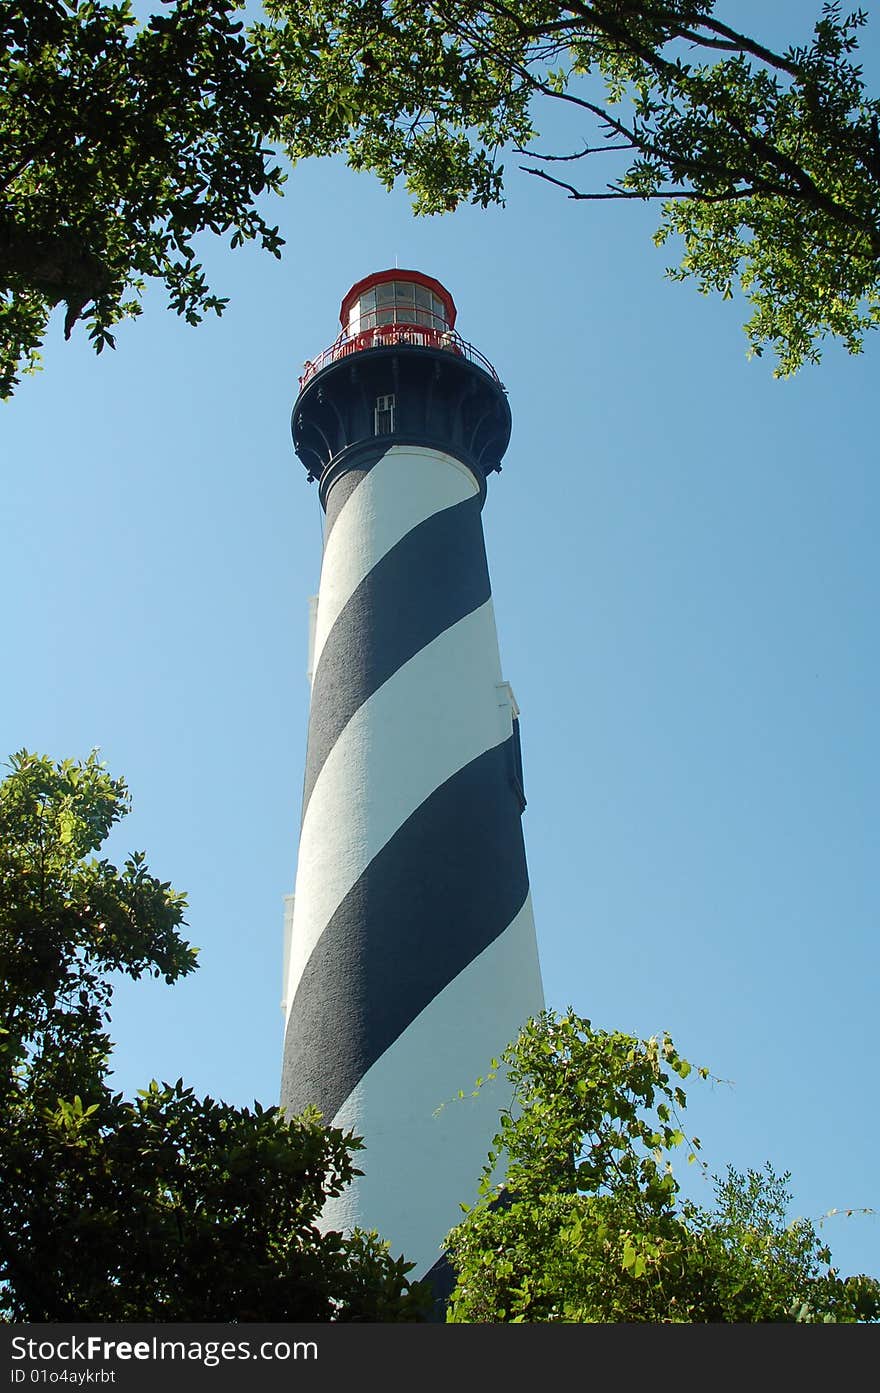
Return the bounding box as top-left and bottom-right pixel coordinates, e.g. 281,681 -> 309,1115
281,443 -> 543,1280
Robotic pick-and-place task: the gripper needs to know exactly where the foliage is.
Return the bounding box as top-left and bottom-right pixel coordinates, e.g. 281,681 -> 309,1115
6,3 -> 878,391
444,1010 -> 880,1322
0,0 -> 285,399
263,0 -> 880,375
0,751 -> 428,1321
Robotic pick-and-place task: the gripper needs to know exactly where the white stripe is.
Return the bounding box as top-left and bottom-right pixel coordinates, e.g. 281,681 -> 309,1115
284,598 -> 509,1025
323,895 -> 544,1278
312,445 -> 479,678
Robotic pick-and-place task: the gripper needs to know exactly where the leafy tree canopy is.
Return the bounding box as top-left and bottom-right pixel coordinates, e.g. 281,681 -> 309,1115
0,0 -> 285,399
5,3 -> 879,392
444,1010 -> 880,1322
264,0 -> 880,375
0,750 -> 428,1321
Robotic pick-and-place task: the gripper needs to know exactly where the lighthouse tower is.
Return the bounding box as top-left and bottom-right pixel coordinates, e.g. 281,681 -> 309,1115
280,270 -> 543,1287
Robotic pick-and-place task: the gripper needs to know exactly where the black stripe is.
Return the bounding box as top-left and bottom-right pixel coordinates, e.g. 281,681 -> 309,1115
301,493 -> 491,817
322,444 -> 388,538
281,737 -> 530,1122
422,1253 -> 457,1316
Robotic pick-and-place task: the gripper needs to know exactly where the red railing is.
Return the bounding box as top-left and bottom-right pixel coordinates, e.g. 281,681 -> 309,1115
298,323 -> 502,389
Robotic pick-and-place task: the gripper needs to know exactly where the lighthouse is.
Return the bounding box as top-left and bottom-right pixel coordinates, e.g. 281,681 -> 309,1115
280,270 -> 544,1289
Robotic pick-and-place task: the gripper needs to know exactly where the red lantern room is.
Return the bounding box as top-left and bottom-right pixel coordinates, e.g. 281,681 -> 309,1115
340,269 -> 457,339
298,269 -> 505,391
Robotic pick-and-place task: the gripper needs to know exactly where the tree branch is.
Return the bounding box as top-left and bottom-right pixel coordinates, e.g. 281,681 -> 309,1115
519,165 -> 781,202
723,111 -> 880,251
692,13 -> 801,76
512,141 -> 637,161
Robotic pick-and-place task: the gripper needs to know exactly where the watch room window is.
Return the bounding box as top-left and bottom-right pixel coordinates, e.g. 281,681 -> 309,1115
374,394 -> 396,435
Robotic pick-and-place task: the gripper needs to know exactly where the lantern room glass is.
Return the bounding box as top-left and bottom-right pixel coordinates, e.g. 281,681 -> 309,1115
346,281 -> 450,336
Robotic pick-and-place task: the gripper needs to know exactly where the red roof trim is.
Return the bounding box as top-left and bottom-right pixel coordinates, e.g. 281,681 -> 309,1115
340,269 -> 457,329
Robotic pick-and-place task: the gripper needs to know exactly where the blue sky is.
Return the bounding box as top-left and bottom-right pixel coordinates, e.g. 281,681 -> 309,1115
2,1 -> 878,1285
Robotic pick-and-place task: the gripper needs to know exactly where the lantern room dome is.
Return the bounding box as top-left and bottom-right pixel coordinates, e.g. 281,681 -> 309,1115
340,269 -> 457,337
